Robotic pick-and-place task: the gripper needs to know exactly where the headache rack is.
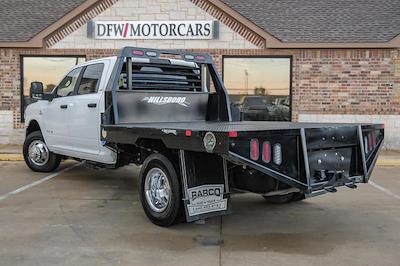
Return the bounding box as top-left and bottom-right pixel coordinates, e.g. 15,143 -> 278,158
103,47 -> 231,125
120,62 -> 202,91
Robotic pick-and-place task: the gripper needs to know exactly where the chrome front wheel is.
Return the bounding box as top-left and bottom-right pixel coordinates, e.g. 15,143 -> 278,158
23,131 -> 61,172
28,140 -> 49,166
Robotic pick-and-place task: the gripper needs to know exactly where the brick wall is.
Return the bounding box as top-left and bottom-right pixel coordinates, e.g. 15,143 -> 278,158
296,49 -> 400,116
0,50 -> 24,144
0,47 -> 399,147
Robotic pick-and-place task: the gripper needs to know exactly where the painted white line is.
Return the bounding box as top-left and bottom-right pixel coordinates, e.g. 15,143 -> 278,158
369,180 -> 400,201
0,163 -> 81,202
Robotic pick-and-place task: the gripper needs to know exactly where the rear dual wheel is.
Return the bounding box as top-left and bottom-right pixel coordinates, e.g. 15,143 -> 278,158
138,153 -> 184,226
262,181 -> 305,204
262,192 -> 305,204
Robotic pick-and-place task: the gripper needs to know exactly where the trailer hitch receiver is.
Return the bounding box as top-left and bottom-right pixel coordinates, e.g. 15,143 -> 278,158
313,170 -> 358,193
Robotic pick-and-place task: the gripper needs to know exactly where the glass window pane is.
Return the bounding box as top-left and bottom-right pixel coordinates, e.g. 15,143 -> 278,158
77,63 -> 104,95
223,57 -> 291,121
57,67 -> 82,97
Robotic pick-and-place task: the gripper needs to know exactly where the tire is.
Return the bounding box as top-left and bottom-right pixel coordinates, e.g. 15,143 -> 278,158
262,193 -> 296,204
291,192 -> 306,202
138,153 -> 184,226
23,131 -> 61,172
263,192 -> 306,204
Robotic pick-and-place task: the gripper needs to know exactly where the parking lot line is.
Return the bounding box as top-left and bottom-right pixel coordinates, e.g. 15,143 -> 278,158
0,163 -> 81,202
369,180 -> 400,200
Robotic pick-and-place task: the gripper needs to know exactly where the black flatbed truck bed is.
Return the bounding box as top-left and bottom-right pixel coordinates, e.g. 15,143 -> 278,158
104,121 -> 364,131
100,47 -> 384,226
103,120 -> 383,193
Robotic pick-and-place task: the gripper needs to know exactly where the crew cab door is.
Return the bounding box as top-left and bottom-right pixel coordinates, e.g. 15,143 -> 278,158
67,63 -> 104,157
42,67 -> 83,152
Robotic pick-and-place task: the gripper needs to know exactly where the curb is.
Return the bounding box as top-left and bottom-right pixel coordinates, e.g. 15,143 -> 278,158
1,154 -> 400,166
376,159 -> 400,167
0,154 -> 23,161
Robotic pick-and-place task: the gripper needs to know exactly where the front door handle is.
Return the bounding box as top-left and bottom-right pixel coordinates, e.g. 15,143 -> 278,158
87,103 -> 97,108
60,104 -> 68,109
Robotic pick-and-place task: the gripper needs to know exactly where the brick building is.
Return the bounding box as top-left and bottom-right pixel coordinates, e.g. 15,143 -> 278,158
0,0 -> 399,148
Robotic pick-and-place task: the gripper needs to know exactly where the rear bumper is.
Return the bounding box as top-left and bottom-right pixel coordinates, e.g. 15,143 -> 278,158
308,175 -> 364,197
228,123 -> 384,197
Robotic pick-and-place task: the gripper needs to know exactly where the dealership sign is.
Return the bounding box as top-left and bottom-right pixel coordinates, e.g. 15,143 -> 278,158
88,20 -> 215,40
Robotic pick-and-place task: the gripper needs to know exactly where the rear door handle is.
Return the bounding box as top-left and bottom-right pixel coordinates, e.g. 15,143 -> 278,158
60,104 -> 68,109
87,103 -> 97,108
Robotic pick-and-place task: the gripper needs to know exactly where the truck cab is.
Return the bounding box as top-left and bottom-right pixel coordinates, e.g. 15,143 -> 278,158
25,57 -> 117,165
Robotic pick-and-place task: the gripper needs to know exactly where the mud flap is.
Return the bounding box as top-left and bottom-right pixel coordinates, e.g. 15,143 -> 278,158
179,150 -> 231,222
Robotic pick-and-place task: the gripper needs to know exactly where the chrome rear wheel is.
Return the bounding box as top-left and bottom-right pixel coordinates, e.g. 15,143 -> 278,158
144,167 -> 171,213
138,153 -> 184,226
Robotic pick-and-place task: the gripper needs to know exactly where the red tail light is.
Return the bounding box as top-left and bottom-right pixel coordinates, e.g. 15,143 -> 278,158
185,130 -> 192,137
368,133 -> 373,151
250,139 -> 259,161
228,131 -> 238,138
195,55 -> 206,61
372,131 -> 376,147
132,50 -> 144,56
262,141 -> 271,163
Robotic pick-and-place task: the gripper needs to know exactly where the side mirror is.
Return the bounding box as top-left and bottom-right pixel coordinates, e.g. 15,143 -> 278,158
30,82 -> 44,100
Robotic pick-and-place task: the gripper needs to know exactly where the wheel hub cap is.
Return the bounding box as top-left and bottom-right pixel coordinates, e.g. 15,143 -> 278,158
28,140 -> 49,166
144,168 -> 171,213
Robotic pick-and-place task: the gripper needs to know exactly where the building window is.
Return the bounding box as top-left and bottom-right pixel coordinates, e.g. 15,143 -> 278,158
223,57 -> 291,121
21,56 -> 85,117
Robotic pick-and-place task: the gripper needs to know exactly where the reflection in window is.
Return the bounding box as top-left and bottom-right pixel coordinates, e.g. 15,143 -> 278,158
57,68 -> 82,97
223,57 -> 291,121
78,64 -> 104,95
22,56 -> 85,111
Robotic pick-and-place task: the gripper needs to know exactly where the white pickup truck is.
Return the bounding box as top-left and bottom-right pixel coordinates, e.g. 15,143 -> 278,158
23,47 -> 383,226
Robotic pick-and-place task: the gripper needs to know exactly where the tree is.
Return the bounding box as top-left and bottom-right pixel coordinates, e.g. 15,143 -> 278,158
254,86 -> 267,95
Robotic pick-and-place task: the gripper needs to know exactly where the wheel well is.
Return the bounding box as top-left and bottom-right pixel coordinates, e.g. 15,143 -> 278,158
135,138 -> 168,153
26,120 -> 41,136
135,138 -> 180,177
115,139 -> 178,167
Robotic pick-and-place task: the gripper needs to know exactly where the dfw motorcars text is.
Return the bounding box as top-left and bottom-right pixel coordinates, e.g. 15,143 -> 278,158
93,21 -> 213,39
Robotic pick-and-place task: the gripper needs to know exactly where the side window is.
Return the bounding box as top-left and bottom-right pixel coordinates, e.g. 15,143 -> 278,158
56,67 -> 82,97
77,63 -> 104,95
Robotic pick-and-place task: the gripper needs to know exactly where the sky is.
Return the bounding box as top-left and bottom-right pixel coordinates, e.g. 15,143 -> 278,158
223,57 -> 290,96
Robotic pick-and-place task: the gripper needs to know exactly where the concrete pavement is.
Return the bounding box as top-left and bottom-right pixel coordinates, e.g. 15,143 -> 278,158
0,161 -> 400,265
